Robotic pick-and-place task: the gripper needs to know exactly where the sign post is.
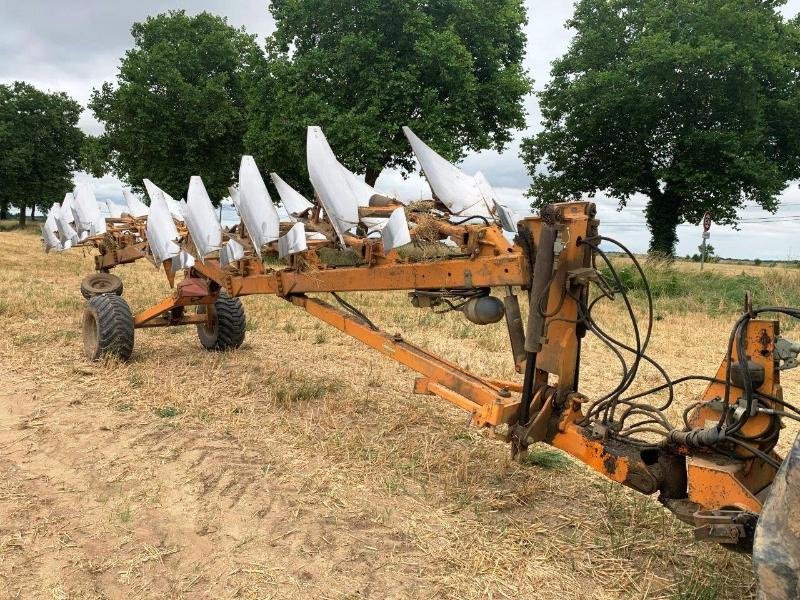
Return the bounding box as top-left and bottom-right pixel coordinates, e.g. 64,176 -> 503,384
701,211 -> 712,271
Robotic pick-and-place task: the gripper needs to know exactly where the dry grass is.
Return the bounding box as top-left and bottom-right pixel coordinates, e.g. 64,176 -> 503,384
1,223 -> 798,599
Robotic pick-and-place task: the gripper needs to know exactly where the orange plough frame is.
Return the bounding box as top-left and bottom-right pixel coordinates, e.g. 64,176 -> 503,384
85,201 -> 790,550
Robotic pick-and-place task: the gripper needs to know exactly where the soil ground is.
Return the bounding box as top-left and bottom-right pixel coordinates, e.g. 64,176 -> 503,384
1,226 -> 797,599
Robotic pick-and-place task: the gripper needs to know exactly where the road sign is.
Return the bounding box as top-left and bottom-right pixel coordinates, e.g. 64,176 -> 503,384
703,211 -> 712,232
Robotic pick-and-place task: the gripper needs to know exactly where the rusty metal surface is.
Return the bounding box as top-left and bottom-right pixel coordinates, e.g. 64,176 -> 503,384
60,191 -> 796,559
293,295 -> 520,427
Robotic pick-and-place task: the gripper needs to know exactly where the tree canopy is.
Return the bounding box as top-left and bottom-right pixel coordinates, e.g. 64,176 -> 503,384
521,0 -> 800,255
0,82 -> 83,225
88,10 -> 264,202
246,0 -> 531,194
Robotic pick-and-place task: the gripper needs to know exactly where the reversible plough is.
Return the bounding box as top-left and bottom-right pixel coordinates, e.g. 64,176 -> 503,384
42,126 -> 800,598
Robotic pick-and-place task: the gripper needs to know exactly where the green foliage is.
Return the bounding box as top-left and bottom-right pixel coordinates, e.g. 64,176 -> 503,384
246,0 -> 532,194
523,447 -> 572,471
89,11 -> 264,202
670,557 -> 722,600
521,0 -> 800,255
0,82 -> 84,225
154,406 -> 179,418
79,135 -> 113,179
273,376 -> 335,404
601,260 -> 800,316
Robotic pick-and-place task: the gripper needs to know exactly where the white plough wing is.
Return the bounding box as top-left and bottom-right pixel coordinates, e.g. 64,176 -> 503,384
185,176 -> 223,260
381,207 -> 412,252
123,189 -> 150,218
493,200 -> 518,233
41,208 -> 63,253
278,222 -> 308,259
146,187 -> 189,268
270,172 -> 314,219
307,126 -> 392,242
72,182 -> 107,236
402,126 -> 494,218
228,186 -> 241,215
60,193 -> 76,224
104,198 -> 123,219
56,193 -> 79,246
307,126 -> 360,243
220,237 -> 245,267
238,156 -> 280,252
143,179 -> 185,222
171,250 -> 195,273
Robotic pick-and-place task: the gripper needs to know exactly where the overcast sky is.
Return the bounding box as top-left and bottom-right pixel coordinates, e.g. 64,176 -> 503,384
2,0 -> 800,258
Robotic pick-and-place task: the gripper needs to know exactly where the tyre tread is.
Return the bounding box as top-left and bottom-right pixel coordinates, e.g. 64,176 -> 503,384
86,294 -> 134,361
197,292 -> 245,351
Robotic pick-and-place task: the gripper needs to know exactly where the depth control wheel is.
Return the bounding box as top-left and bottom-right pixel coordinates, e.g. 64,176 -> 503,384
80,272 -> 124,299
82,294 -> 134,361
196,292 -> 246,351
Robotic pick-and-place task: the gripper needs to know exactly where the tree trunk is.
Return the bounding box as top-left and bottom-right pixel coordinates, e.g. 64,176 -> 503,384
18,203 -> 27,227
365,165 -> 382,188
0,203 -> 7,220
30,204 -> 36,221
645,187 -> 681,257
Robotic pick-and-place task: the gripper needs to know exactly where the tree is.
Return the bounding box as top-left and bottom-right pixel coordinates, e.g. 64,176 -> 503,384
521,0 -> 800,256
0,82 -> 84,226
698,243 -> 716,262
246,0 -> 531,194
89,11 -> 264,202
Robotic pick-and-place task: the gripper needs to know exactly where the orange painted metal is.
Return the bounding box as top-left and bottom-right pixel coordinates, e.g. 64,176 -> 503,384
92,200 -> 788,521
291,295 -> 520,427
93,241 -> 147,270
551,422 -> 633,486
690,320 -> 782,450
136,313 -> 209,328
680,319 -> 784,512
226,253 -> 526,297
686,456 -> 763,513
528,202 -> 596,396
133,294 -> 216,327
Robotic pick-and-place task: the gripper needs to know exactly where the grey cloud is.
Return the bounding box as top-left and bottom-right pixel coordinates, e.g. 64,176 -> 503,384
0,1 -> 275,106
462,144 -> 531,189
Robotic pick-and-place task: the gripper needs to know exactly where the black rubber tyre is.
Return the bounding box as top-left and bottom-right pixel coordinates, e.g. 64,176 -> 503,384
82,294 -> 134,361
196,292 -> 246,351
80,272 -> 124,299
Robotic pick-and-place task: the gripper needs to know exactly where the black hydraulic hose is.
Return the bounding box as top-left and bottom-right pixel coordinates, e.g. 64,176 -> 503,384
450,215 -> 491,226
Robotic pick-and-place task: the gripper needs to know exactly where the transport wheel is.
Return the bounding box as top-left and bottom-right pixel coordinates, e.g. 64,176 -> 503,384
196,292 -> 246,351
80,272 -> 124,299
82,294 -> 134,361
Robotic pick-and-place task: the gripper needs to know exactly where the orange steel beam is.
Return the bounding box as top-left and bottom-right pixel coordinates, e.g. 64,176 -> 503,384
136,313 -> 209,328
290,294 -> 520,427
93,242 -> 148,271
230,253 -> 527,296
107,203 -> 785,524
133,294 -> 216,328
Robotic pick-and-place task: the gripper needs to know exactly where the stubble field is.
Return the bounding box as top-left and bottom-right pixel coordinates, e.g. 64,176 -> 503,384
1,224 -> 798,599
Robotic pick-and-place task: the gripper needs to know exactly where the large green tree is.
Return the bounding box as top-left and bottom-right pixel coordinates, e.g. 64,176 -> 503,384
89,11 -> 263,202
0,82 -> 83,226
521,0 -> 800,255
247,0 -> 531,194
